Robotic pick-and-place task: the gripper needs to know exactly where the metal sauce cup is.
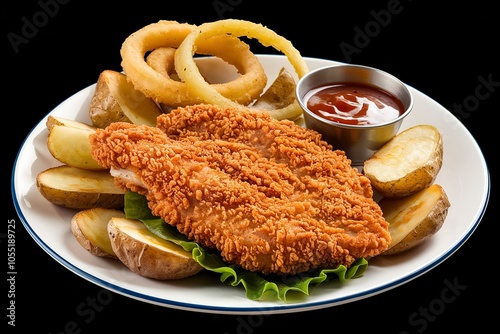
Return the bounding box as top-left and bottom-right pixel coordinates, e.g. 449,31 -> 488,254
296,64 -> 414,165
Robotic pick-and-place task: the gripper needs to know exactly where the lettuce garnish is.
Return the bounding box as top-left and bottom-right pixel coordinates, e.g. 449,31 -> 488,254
124,191 -> 368,301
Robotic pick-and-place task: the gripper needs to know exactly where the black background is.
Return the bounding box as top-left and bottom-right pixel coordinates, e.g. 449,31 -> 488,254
5,1 -> 497,333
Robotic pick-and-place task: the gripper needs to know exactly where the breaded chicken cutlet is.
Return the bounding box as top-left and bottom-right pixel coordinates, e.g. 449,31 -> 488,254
89,104 -> 391,276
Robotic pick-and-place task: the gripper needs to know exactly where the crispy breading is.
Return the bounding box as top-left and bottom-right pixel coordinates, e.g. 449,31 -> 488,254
89,104 -> 390,275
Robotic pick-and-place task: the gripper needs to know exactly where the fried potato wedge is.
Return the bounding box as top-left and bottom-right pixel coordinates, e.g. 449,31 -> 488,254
363,124 -> 443,198
71,208 -> 126,258
47,124 -> 104,170
251,67 -> 297,110
46,115 -> 97,132
36,165 -> 125,210
381,184 -> 450,255
108,217 -> 203,280
89,70 -> 162,128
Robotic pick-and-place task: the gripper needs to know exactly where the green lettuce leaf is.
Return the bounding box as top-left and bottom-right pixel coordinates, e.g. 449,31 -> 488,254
124,190 -> 368,301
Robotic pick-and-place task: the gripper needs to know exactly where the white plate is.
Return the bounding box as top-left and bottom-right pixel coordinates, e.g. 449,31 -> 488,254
12,55 -> 490,314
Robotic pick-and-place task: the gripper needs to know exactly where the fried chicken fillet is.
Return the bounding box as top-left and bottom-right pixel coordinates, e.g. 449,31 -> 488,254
89,104 -> 390,275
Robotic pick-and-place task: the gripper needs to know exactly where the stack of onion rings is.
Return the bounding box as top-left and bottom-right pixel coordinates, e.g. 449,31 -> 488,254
174,19 -> 309,120
120,19 -> 310,120
121,20 -> 267,107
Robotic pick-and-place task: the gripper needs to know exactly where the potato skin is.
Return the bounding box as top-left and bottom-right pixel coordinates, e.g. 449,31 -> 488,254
108,217 -> 203,280
89,70 -> 162,128
252,67 -> 296,110
71,208 -> 126,258
383,209 -> 447,255
46,115 -> 97,132
72,219 -> 115,258
36,166 -> 125,210
381,184 -> 451,255
89,71 -> 131,128
47,125 -> 105,170
364,124 -> 443,199
369,162 -> 441,199
37,184 -> 124,210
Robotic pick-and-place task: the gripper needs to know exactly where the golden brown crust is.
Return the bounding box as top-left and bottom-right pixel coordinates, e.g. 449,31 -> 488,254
90,104 -> 390,275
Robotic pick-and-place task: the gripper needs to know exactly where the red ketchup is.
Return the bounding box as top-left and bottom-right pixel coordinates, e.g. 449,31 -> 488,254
306,83 -> 404,125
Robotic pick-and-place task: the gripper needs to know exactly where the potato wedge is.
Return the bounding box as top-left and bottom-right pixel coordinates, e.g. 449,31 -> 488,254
251,67 -> 297,110
381,184 -> 450,255
71,208 -> 126,258
108,217 -> 203,280
363,124 -> 443,198
36,165 -> 125,210
89,70 -> 162,128
47,125 -> 104,170
46,115 -> 97,132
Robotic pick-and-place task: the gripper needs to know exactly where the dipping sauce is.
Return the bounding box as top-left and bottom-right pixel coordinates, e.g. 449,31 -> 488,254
306,83 -> 404,125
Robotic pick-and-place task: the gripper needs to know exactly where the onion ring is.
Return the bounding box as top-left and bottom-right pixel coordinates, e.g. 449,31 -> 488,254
120,20 -> 267,107
146,46 -> 177,79
145,42 -> 267,106
174,19 -> 310,120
